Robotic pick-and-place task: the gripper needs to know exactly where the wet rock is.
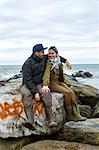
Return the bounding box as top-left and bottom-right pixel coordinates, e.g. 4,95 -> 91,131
7,73 -> 22,82
73,71 -> 93,78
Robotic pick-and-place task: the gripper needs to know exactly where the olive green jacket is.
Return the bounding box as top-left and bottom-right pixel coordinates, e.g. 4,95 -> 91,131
43,59 -> 65,87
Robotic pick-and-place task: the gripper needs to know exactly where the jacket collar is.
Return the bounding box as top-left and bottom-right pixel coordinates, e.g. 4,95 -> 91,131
32,54 -> 41,62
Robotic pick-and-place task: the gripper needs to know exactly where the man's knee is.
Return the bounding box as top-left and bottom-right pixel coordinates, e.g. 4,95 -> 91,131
20,85 -> 32,96
20,85 -> 33,105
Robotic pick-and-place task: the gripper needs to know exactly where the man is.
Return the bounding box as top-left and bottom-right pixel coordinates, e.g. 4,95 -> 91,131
20,44 -> 72,130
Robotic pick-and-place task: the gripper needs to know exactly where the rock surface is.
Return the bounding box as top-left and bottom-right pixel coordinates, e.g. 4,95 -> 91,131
72,70 -> 93,78
0,136 -> 33,150
0,74 -> 99,149
21,140 -> 99,150
0,75 -> 99,138
0,77 -> 65,138
57,118 -> 99,145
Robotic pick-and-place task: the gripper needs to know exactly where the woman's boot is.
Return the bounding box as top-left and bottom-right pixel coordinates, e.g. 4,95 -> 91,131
66,105 -> 86,121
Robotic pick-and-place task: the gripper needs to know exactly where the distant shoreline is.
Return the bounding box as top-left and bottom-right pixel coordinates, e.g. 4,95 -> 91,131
0,63 -> 99,66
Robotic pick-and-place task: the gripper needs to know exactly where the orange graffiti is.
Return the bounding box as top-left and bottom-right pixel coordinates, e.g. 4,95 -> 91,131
0,98 -> 23,119
33,100 -> 44,115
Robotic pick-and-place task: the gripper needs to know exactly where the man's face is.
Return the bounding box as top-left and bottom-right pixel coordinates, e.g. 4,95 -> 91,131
35,51 -> 44,58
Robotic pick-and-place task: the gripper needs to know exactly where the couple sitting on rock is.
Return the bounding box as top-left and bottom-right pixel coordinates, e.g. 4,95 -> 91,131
20,44 -> 86,130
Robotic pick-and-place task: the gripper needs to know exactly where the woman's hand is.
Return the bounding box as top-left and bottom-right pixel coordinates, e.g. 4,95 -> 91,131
42,86 -> 50,93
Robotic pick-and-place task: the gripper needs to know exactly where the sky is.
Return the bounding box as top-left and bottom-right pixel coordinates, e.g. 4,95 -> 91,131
0,0 -> 99,65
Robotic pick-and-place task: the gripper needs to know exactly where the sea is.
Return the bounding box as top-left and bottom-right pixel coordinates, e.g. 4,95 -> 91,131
0,64 -> 99,89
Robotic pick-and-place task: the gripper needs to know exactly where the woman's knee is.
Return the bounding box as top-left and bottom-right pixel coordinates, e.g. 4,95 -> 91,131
63,90 -> 71,96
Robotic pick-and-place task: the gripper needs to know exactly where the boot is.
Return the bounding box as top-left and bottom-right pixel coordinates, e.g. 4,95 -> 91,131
22,121 -> 35,130
19,109 -> 35,130
72,104 -> 87,121
45,107 -> 57,128
23,105 -> 35,130
66,105 -> 86,122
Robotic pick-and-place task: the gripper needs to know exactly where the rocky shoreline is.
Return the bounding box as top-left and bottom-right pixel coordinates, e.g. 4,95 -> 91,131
0,72 -> 99,150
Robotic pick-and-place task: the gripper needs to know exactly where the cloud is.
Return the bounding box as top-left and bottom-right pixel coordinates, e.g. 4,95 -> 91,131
0,0 -> 98,64
59,49 -> 99,64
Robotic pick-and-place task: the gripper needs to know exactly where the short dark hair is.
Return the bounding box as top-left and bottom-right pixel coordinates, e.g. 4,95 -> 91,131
48,46 -> 58,54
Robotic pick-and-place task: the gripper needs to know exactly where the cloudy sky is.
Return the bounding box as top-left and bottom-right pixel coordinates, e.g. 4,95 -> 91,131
0,0 -> 98,65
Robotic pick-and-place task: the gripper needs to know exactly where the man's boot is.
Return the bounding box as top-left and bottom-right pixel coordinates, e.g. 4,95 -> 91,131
23,109 -> 35,130
45,107 -> 57,128
66,105 -> 86,122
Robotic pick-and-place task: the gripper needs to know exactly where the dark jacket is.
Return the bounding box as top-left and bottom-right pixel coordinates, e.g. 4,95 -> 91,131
22,54 -> 66,95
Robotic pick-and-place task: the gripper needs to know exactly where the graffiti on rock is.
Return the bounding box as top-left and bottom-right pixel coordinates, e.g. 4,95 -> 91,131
0,97 -> 23,119
0,98 -> 44,119
33,100 -> 44,115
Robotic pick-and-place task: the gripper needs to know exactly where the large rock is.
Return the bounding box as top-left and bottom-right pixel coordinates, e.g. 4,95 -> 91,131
0,119 -> 99,150
21,140 -> 99,150
0,78 -> 65,138
71,84 -> 99,107
64,74 -> 99,103
0,136 -> 33,150
73,70 -> 93,78
0,74 -> 99,149
0,74 -> 99,137
57,118 -> 99,145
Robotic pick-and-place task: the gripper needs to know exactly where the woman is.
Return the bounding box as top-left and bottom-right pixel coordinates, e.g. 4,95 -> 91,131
42,46 -> 86,122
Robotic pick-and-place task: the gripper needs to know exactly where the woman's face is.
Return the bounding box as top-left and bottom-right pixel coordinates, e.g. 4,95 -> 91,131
48,49 -> 57,59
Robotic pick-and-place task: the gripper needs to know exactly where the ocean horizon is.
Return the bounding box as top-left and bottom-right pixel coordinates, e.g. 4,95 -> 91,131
0,64 -> 99,89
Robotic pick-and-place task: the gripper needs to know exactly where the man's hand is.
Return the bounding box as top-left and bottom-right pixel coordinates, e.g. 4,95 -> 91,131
66,60 -> 72,70
35,93 -> 41,101
42,85 -> 50,93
